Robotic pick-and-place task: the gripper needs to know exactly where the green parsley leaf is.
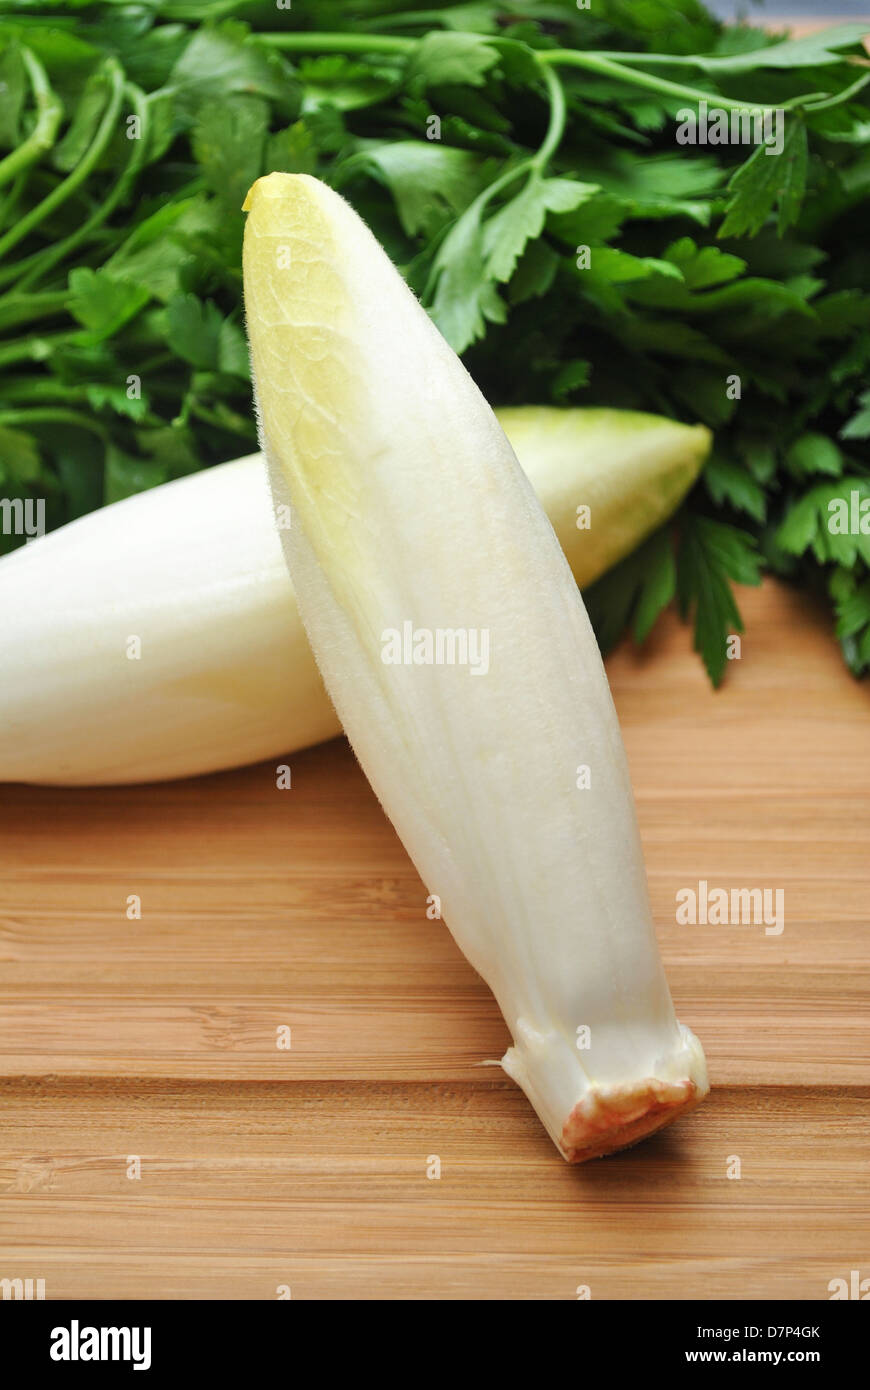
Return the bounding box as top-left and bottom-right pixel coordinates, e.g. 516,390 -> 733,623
66,268 -> 150,341
406,32 -> 500,89
840,389 -> 870,440
165,294 -> 247,375
719,120 -> 808,239
0,424 -> 41,487
663,237 -> 747,289
298,55 -> 397,112
52,62 -> 111,172
677,514 -> 761,685
483,176 -> 597,282
785,433 -> 844,477
345,141 -> 490,237
704,451 -> 767,520
584,525 -> 676,652
191,95 -> 268,210
104,443 -> 168,505
695,24 -> 870,73
426,202 -> 506,352
167,19 -> 299,121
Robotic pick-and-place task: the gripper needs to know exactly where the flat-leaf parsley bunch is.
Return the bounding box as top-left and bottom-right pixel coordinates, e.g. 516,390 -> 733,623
0,0 -> 868,681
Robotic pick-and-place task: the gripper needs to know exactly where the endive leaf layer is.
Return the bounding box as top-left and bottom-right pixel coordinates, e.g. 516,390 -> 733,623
0,411 -> 707,786
243,173 -> 708,1161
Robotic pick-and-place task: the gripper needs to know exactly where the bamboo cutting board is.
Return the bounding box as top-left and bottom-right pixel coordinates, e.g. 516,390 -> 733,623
0,578 -> 868,1300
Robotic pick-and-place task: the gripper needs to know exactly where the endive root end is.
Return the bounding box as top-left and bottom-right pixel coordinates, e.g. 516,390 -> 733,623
561,1076 -> 706,1163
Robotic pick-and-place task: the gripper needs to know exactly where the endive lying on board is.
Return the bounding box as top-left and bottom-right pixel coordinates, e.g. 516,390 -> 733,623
243,172 -> 709,1162
0,412 -> 707,787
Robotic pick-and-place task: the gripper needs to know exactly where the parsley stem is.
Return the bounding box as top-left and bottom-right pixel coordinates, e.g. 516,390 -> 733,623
480,64 -> 568,204
257,30 -> 828,122
0,290 -> 67,332
589,52 -> 870,113
136,351 -> 176,375
188,400 -> 257,438
593,51 -> 722,67
0,384 -> 171,428
0,408 -> 108,441
0,381 -> 164,424
538,48 -> 780,114
13,82 -> 150,294
421,60 -> 566,305
0,379 -> 90,403
257,30 -> 866,122
259,31 -> 864,122
0,332 -> 79,369
0,169 -> 30,230
157,0 -> 252,16
0,49 -> 63,193
0,58 -> 125,262
452,65 -> 565,227
533,63 -> 568,169
356,8 -> 468,25
260,33 -> 413,55
803,70 -> 870,111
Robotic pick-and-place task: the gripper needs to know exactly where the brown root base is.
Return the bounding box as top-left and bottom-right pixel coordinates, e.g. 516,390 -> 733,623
561,1076 -> 706,1163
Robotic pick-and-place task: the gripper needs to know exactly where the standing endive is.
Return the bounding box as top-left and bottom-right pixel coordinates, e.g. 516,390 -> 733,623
243,173 -> 708,1162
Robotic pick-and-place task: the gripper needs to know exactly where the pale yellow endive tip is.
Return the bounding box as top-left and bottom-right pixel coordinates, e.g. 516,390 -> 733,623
242,170 -> 317,213
242,171 -> 363,569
